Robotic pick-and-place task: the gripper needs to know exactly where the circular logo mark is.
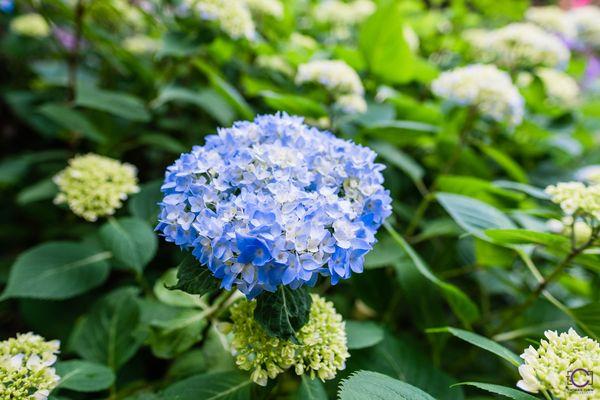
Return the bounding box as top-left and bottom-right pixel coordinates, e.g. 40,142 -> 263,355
569,368 -> 592,388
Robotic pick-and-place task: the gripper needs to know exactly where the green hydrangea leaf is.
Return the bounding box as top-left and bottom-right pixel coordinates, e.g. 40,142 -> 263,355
254,285 -> 312,342
168,255 -> 220,296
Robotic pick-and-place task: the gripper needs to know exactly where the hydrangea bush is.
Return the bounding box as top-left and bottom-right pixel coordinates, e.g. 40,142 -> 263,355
2,0 -> 600,399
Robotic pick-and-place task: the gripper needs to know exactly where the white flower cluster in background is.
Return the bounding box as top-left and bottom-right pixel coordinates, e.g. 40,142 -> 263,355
536,68 -> 580,109
569,6 -> 600,52
10,13 -> 50,38
517,329 -> 599,399
525,6 -> 576,39
0,332 -> 61,400
196,0 -> 257,40
296,60 -> 367,113
314,0 -> 375,27
466,23 -> 570,70
431,64 -> 524,126
245,0 -> 284,19
546,181 -> 600,220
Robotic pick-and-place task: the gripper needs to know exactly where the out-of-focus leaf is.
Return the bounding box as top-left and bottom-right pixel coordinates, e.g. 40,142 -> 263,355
76,86 -> 150,122
346,321 -> 384,349
16,178 -> 57,205
70,287 -> 144,370
129,180 -> 163,225
55,360 -> 115,392
339,370 -> 436,400
260,90 -> 327,118
363,120 -> 437,146
138,133 -> 187,154
99,217 -> 157,273
437,193 -> 516,240
154,268 -> 206,308
152,86 -> 235,125
364,235 -> 404,269
37,103 -> 106,143
370,141 -> 424,184
161,371 -> 252,399
194,60 -> 253,120
478,144 -> 527,183
1,242 -> 111,300
385,223 -> 480,326
485,229 -> 569,251
570,302 -> 600,341
428,327 -> 521,366
359,4 -> 415,83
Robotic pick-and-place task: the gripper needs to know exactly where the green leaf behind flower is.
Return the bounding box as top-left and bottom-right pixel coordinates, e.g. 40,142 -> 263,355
254,285 -> 312,342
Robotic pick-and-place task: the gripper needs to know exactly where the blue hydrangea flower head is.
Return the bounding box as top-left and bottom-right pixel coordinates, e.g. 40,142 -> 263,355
157,113 -> 391,297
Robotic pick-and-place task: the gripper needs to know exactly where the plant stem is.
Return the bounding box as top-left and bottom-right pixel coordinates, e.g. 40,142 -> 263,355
404,107 -> 476,236
493,231 -> 598,334
67,0 -> 85,102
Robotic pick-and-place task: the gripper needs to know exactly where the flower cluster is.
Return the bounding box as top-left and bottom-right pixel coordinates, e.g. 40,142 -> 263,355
431,64 -> 524,126
245,0 -> 283,19
547,216 -> 593,246
314,0 -> 375,27
467,23 -> 570,70
517,329 -> 599,399
525,6 -> 576,39
123,35 -> 160,54
0,332 -> 61,400
54,153 -> 139,222
296,60 -> 367,113
195,0 -> 256,40
569,6 -> 600,52
545,182 -> 600,221
224,294 -> 349,385
536,68 -> 580,109
10,13 -> 50,37
156,114 -> 391,297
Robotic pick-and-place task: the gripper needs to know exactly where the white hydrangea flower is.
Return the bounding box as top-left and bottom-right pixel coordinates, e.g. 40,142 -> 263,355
296,60 -> 364,96
256,55 -> 293,75
244,0 -> 283,19
431,64 -> 524,126
569,6 -> 600,52
545,181 -> 600,220
526,6 -> 576,39
335,94 -> 367,114
314,0 -> 375,27
123,35 -> 160,54
467,23 -> 570,70
517,329 -> 600,399
10,13 -> 50,38
576,165 -> 600,185
536,68 -> 580,109
196,0 -> 256,40
0,333 -> 61,400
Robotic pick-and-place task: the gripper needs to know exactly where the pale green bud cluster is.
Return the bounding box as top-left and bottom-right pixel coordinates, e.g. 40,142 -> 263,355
431,64 -> 524,126
54,153 -> 139,222
0,332 -> 61,400
123,35 -> 160,54
10,14 -> 50,38
517,329 -> 600,399
196,0 -> 256,40
547,217 -> 593,246
256,55 -> 293,76
314,0 -> 375,27
569,6 -> 600,52
296,60 -> 366,114
536,68 -> 580,109
545,182 -> 600,221
244,0 -> 283,19
467,23 -> 570,70
526,6 -> 576,39
225,294 -> 349,386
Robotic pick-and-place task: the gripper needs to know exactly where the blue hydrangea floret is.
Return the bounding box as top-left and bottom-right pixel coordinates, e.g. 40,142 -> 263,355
156,114 -> 391,297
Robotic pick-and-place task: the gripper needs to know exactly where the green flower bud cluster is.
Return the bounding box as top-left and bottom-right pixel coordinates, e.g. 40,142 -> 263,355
10,14 -> 50,38
54,153 -> 139,222
224,294 -> 349,386
545,182 -> 600,221
0,332 -> 61,400
517,329 -> 600,399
